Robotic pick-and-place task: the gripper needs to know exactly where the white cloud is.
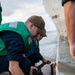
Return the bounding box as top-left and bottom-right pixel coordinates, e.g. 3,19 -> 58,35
0,0 -> 56,31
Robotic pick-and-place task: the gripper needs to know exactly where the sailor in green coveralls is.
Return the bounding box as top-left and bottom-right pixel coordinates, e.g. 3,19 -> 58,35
26,29 -> 51,74
0,15 -> 46,75
26,29 -> 50,66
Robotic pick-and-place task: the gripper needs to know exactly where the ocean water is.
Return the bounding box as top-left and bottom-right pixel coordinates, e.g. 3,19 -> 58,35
39,31 -> 75,66
39,31 -> 57,60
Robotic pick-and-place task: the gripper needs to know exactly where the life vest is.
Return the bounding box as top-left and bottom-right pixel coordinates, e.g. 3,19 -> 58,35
0,21 -> 32,55
33,38 -> 39,48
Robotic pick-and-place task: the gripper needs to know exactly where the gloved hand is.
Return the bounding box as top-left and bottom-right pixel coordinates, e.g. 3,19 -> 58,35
42,58 -> 51,64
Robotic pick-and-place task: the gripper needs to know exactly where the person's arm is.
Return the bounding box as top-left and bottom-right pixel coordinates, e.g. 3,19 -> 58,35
42,58 -> 51,64
9,61 -> 24,75
63,1 -> 75,59
27,39 -> 51,64
1,31 -> 25,75
26,39 -> 43,61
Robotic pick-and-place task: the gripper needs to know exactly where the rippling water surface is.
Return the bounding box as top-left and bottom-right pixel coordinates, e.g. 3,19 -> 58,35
39,31 -> 75,66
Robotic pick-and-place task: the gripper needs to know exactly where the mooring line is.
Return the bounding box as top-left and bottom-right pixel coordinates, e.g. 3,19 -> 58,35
56,32 -> 60,75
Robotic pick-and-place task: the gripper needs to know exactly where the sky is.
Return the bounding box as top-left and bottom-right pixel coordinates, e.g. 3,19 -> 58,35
0,0 -> 56,31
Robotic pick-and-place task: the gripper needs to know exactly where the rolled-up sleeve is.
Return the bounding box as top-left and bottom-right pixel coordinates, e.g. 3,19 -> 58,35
62,0 -> 75,6
1,31 -> 24,62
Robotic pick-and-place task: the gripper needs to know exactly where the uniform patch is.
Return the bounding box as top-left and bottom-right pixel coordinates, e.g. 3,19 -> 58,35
9,22 -> 18,28
28,37 -> 32,45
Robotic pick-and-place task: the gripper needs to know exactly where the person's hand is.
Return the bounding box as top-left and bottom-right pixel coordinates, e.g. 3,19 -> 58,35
42,58 -> 51,64
30,66 -> 38,74
22,54 -> 26,58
